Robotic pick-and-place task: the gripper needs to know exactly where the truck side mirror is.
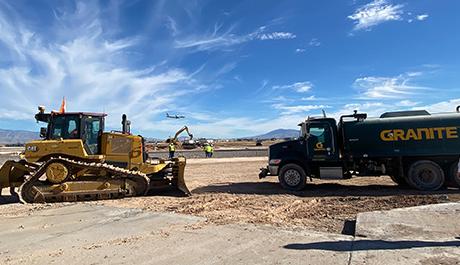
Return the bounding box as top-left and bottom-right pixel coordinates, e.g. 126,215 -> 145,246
40,127 -> 47,138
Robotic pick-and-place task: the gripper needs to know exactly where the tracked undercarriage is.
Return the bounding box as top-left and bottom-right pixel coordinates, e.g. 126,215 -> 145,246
14,156 -> 188,203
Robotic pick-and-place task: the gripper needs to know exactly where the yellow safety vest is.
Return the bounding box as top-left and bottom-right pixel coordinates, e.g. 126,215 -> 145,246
169,143 -> 175,151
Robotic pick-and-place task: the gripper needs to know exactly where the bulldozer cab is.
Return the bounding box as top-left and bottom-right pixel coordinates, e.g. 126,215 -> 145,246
36,112 -> 106,155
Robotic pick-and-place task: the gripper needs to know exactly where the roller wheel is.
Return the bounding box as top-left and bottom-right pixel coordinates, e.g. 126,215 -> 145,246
278,163 -> 307,191
46,162 -> 69,184
406,160 -> 445,191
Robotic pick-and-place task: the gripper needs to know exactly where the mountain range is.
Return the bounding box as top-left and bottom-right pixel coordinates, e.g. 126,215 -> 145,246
0,128 -> 299,144
0,129 -> 38,144
249,129 -> 299,140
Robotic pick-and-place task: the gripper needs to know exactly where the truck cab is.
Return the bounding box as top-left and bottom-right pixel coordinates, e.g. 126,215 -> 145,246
260,117 -> 344,190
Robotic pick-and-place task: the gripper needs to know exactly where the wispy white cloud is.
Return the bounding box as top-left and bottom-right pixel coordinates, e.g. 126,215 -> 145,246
295,38 -> 320,54
397,100 -> 419,107
174,26 -> 247,51
328,102 -> 387,119
416,14 -> 429,21
261,79 -> 269,89
254,79 -> 269,94
273,81 -> 313,93
353,72 -> 430,99
165,16 -> 179,36
215,62 -> 238,76
272,104 -> 329,115
0,1 -> 205,132
329,98 -> 460,122
309,38 -> 321,46
419,98 -> 460,113
348,0 -> 404,31
256,32 -> 296,40
233,75 -> 243,83
301,95 -> 324,101
174,25 -> 296,52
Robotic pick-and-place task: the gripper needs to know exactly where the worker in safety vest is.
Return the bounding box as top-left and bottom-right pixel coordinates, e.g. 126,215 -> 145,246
168,142 -> 176,159
203,144 -> 213,158
203,143 -> 210,158
208,144 -> 214,158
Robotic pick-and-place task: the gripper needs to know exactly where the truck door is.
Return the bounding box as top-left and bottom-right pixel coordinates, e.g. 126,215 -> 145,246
307,122 -> 337,161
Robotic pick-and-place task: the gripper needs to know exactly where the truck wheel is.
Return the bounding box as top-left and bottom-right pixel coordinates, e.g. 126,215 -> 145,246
406,160 -> 445,191
278,164 -> 307,191
447,162 -> 460,188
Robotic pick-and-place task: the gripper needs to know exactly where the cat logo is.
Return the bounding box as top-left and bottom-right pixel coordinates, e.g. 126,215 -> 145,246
380,127 -> 458,142
314,142 -> 325,151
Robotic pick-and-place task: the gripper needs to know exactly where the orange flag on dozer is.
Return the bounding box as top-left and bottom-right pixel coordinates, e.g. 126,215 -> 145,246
59,97 -> 66,113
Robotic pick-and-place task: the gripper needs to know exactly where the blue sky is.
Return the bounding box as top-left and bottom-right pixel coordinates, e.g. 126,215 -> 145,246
0,0 -> 459,138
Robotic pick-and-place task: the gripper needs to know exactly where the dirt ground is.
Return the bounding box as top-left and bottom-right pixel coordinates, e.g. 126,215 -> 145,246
1,157 -> 459,234
100,158 -> 460,233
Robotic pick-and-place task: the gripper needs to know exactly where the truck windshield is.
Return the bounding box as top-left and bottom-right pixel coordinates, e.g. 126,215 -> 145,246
307,123 -> 327,142
310,127 -> 325,140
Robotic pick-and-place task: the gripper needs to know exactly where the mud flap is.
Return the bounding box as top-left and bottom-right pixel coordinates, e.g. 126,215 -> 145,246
259,167 -> 269,179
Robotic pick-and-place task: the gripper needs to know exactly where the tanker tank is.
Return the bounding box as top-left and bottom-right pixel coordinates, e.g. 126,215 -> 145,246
340,111 -> 460,158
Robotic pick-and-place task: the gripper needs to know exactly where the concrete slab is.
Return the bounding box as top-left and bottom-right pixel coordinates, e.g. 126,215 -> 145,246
350,203 -> 460,264
0,203 -> 352,265
356,202 -> 460,240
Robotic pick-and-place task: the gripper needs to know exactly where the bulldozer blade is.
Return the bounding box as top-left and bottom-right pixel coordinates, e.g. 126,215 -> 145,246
175,156 -> 191,196
0,160 -> 35,191
176,171 -> 191,196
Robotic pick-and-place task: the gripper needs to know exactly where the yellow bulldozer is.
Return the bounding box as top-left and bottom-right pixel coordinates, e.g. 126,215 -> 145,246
0,106 -> 190,203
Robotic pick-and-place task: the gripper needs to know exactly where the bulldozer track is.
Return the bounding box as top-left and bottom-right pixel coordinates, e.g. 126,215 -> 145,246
19,157 -> 150,203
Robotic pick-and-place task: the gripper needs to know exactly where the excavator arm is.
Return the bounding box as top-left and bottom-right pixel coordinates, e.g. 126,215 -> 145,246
171,126 -> 193,144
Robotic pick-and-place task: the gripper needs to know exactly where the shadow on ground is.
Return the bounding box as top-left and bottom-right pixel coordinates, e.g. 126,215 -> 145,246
192,182 -> 459,197
284,239 -> 460,251
0,195 -> 19,205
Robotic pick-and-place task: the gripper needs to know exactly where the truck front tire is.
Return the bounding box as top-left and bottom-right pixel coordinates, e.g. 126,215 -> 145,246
278,163 -> 307,191
406,160 -> 445,191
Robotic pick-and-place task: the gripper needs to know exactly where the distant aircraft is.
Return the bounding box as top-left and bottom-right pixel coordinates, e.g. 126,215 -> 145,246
166,113 -> 185,119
